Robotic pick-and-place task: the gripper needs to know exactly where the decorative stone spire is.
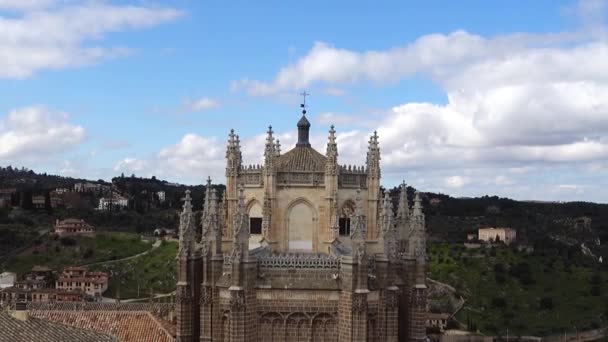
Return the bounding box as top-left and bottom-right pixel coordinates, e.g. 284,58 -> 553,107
178,190 -> 196,257
226,129 -> 242,176
230,184 -> 249,263
379,192 -> 398,259
366,130 -> 380,177
201,176 -> 212,237
325,125 -> 338,174
396,181 -> 411,243
407,191 -> 426,259
274,139 -> 281,156
264,125 -> 276,167
350,189 -> 367,241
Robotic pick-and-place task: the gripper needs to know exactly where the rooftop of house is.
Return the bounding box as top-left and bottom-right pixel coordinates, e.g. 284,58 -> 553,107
0,310 -> 116,342
30,310 -> 175,342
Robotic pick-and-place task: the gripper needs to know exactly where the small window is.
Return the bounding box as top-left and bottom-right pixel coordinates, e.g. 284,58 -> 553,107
250,218 -> 262,235
339,218 -> 351,236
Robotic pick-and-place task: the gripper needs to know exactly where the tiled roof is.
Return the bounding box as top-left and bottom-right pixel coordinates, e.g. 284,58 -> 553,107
276,146 -> 327,172
30,310 -> 175,342
26,302 -> 174,317
0,310 -> 116,342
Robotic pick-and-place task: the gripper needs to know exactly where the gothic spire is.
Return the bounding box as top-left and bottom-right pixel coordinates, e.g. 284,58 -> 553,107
325,125 -> 338,166
274,139 -> 281,156
407,191 -> 426,259
379,191 -> 398,259
264,125 -> 276,166
232,184 -> 249,244
178,190 -> 196,257
226,129 -> 242,176
366,130 -> 380,177
350,188 -> 367,241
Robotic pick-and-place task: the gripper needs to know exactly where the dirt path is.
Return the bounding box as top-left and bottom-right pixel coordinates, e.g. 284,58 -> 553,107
80,239 -> 161,267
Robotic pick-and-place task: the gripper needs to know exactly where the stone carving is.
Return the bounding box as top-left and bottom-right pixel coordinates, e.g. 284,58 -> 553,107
386,290 -> 399,310
230,291 -> 245,311
201,286 -> 213,305
258,253 -> 340,270
353,294 -> 367,314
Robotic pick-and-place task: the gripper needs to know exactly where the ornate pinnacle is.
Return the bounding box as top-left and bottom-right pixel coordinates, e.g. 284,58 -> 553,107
182,190 -> 192,212
275,139 -> 281,156
413,191 -> 423,216
397,181 -> 409,218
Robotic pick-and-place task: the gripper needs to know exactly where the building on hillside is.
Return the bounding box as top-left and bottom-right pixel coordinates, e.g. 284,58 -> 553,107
56,267 -> 108,298
0,188 -> 16,208
478,227 -> 517,245
50,191 -> 64,208
54,219 -> 95,236
153,228 -> 177,238
0,272 -> 16,289
98,193 -> 128,211
75,182 -> 103,193
426,313 -> 450,331
54,187 -> 70,194
429,198 -> 442,206
175,106 -> 428,341
32,195 -> 46,209
157,191 -> 166,203
0,287 -> 85,304
466,233 -> 477,241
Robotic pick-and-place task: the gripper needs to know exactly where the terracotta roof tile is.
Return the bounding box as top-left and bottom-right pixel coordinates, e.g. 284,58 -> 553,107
30,310 -> 175,342
276,146 -> 327,172
0,310 -> 115,342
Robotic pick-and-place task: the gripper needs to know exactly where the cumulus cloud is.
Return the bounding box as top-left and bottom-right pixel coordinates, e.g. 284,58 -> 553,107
444,176 -> 471,189
227,0 -> 608,201
113,158 -> 148,174
0,106 -> 85,161
0,1 -> 183,78
189,98 -> 219,111
0,0 -> 56,11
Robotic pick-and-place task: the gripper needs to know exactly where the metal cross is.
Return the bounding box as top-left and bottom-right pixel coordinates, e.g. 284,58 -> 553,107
300,91 -> 309,109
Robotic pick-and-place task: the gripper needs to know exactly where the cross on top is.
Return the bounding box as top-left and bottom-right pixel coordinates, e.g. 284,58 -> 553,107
300,91 -> 309,114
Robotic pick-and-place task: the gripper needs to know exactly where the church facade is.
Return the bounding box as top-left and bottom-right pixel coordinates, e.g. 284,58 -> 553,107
175,109 -> 428,341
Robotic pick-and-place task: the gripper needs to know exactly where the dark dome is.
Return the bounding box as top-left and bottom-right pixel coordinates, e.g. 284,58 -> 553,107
297,114 -> 310,128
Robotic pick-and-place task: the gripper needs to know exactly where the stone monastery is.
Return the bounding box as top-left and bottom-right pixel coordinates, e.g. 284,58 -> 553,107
176,104 -> 428,341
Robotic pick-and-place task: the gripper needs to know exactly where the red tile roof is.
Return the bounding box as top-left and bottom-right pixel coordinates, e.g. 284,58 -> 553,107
30,310 -> 175,342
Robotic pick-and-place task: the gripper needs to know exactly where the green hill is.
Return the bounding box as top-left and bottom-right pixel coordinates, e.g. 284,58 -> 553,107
429,243 -> 608,336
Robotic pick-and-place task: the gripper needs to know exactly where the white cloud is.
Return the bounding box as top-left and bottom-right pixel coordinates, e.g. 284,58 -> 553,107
444,176 -> 471,189
0,2 -> 183,78
188,97 -> 219,112
0,0 -> 56,11
0,106 -> 85,161
113,158 -> 148,174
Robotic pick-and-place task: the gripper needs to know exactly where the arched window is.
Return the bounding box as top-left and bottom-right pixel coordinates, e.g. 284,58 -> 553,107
339,201 -> 354,236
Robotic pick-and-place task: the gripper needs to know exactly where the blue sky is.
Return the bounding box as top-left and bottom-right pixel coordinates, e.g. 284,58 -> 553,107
1,0 -> 607,202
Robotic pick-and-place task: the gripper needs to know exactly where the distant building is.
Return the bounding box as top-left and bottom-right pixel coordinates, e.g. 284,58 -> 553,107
478,227 -> 517,245
153,228 -> 176,238
32,195 -> 46,209
56,267 -> 108,298
0,188 -> 16,208
54,187 -> 70,194
0,272 -> 16,289
157,191 -> 166,203
426,312 -> 450,331
466,233 -> 477,241
49,191 -> 64,208
98,193 -> 128,211
74,182 -> 103,193
0,287 -> 85,304
54,219 -> 94,236
429,198 -> 442,206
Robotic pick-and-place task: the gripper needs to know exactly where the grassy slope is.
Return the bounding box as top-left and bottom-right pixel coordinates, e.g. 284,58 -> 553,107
0,232 -> 151,275
429,243 -> 608,336
93,240 -> 177,299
